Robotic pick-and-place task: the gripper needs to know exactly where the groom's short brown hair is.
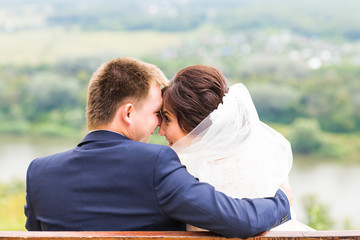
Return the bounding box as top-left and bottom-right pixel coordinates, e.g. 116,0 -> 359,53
86,57 -> 168,130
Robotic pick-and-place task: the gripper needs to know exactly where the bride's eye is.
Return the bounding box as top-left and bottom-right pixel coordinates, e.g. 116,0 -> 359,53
163,115 -> 170,123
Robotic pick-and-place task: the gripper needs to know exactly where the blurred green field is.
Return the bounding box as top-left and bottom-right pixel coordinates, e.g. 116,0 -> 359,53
0,28 -> 194,65
0,182 -> 26,231
0,193 -> 26,231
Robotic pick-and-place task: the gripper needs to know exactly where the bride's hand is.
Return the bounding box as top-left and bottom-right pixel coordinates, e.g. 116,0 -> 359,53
280,182 -> 293,207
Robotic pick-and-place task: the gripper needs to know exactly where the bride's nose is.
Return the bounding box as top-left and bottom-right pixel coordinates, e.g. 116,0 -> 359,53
158,120 -> 165,136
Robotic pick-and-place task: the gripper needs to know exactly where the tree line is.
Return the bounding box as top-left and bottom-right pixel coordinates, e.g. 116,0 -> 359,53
1,53 -> 359,136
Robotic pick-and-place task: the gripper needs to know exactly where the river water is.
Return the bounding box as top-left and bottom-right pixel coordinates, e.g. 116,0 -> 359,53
1,135 -> 359,229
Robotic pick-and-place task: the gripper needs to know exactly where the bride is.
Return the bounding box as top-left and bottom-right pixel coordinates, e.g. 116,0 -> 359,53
158,65 -> 313,231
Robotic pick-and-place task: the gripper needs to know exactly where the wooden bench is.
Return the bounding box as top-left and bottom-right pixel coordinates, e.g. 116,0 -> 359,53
1,231 -> 360,240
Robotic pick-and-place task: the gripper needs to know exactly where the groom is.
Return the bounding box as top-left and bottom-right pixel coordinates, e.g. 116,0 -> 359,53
25,57 -> 292,238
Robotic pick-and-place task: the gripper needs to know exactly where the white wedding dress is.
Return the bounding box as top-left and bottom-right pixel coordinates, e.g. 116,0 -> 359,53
172,83 -> 313,231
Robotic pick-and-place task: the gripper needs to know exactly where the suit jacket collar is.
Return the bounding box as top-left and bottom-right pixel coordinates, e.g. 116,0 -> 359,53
78,130 -> 129,147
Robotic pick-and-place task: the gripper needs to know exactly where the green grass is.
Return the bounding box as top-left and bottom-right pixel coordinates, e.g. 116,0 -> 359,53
0,181 -> 26,231
0,28 -> 196,65
0,192 -> 26,230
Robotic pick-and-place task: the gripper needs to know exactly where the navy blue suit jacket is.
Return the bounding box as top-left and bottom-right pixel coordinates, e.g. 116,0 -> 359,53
25,130 -> 290,238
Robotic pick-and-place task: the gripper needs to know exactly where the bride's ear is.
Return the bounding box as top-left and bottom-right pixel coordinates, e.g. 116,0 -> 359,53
118,103 -> 135,126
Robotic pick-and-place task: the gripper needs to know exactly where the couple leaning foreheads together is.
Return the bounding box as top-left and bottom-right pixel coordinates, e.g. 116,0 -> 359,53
25,57 -> 314,237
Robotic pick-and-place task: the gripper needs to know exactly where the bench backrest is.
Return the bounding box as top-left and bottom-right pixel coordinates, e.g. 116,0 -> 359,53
1,231 -> 360,240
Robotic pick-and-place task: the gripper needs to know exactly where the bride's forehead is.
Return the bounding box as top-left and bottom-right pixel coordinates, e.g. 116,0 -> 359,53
160,105 -> 174,116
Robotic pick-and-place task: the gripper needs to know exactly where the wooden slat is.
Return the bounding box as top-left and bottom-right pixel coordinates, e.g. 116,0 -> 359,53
0,231 -> 360,240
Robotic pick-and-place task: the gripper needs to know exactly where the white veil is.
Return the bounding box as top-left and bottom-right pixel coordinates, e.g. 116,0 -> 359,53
172,83 -> 293,199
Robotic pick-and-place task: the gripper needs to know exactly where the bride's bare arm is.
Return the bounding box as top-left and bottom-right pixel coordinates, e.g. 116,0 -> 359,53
280,182 -> 293,207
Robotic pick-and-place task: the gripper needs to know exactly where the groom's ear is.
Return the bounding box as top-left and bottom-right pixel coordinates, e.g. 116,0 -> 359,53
118,103 -> 135,126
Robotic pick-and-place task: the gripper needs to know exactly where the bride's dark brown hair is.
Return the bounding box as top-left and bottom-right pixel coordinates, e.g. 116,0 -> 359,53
162,65 -> 229,133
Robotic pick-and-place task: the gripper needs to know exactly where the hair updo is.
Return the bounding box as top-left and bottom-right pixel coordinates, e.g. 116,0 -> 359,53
162,65 -> 229,133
